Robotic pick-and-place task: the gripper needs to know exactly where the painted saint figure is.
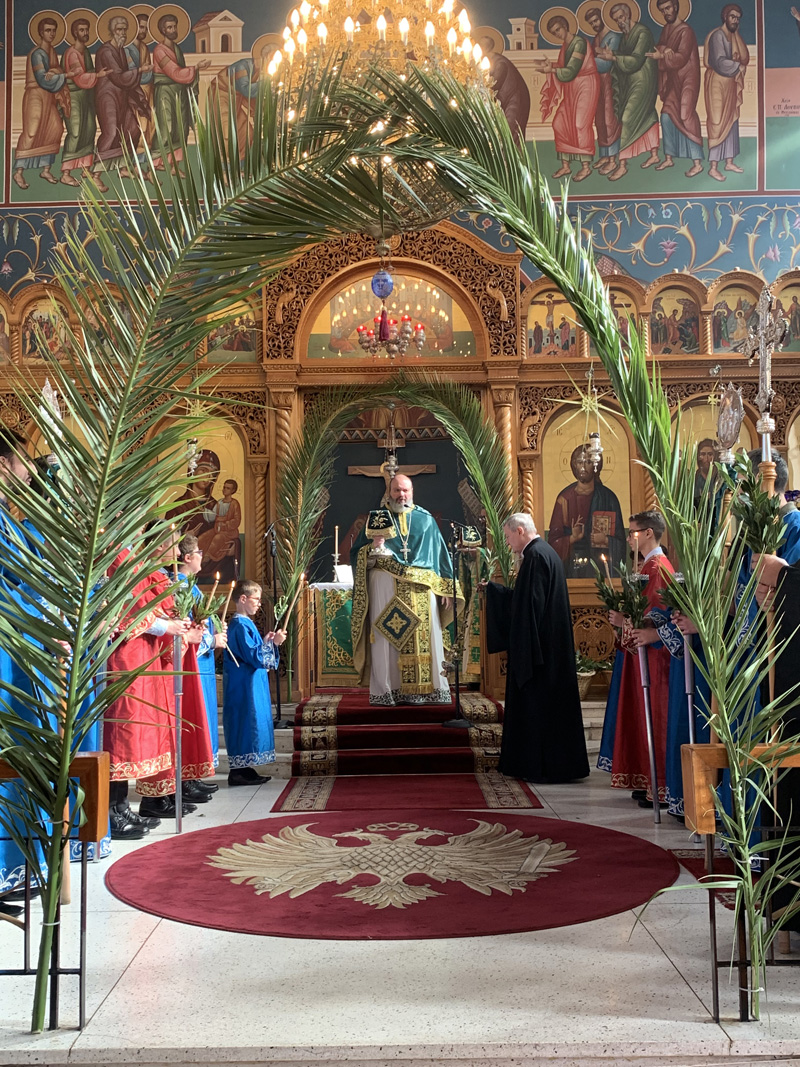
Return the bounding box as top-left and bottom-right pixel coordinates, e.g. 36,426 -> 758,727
547,444 -> 626,579
61,18 -> 107,190
94,14 -> 149,177
704,3 -> 749,182
597,3 -> 660,181
535,14 -> 600,183
582,6 -> 622,175
648,0 -> 704,176
151,13 -> 211,175
13,18 -> 69,190
125,12 -> 155,150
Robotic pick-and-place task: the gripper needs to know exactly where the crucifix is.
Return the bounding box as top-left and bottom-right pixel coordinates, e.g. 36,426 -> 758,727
735,286 -> 790,496
347,408 -> 436,500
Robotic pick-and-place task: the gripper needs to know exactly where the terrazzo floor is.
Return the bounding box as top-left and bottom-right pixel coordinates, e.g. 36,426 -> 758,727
3,767 -> 800,1067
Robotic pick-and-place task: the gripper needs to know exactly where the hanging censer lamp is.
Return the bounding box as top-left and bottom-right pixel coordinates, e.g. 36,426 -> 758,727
357,240 -> 426,360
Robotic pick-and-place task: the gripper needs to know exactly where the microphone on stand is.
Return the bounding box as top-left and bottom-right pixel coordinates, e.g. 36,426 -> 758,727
443,520 -> 481,730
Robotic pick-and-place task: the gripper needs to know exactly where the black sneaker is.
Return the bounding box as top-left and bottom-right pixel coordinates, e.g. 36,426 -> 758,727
110,803 -> 149,840
189,778 -> 219,793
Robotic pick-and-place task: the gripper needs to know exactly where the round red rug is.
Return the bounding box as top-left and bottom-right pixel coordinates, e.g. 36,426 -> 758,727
104,810 -> 679,940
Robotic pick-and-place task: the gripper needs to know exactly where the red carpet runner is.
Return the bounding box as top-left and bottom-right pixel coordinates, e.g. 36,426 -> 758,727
105,810 -> 680,939
273,772 -> 543,812
291,689 -> 503,776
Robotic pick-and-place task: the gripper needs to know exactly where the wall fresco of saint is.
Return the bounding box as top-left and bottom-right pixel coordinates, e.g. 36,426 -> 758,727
0,0 -> 798,344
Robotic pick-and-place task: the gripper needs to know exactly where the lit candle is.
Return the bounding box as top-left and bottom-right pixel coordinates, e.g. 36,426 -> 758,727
461,36 -> 472,59
633,531 -> 640,573
290,8 -> 300,28
472,42 -> 482,63
320,0 -> 329,11
317,21 -> 328,43
376,13 -> 386,41
210,572 -> 220,601
282,573 -> 306,626
601,553 -> 612,583
334,525 -> 339,556
284,37 -> 296,61
299,0 -> 311,21
344,15 -> 354,41
399,16 -> 409,44
479,55 -> 491,71
457,8 -> 469,32
222,580 -> 236,620
297,27 -> 308,54
283,25 -> 291,39
446,26 -> 457,54
272,49 -> 283,66
425,20 -> 435,45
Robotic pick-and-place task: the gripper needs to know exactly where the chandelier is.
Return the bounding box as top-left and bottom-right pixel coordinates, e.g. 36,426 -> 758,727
355,243 -> 427,358
270,0 -> 492,86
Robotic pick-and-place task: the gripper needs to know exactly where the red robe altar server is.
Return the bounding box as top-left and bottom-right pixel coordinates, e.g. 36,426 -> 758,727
103,532 -> 211,834
605,510 -> 676,805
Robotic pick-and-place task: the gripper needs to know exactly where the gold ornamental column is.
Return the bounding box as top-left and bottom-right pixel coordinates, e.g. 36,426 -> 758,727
270,388 -> 296,473
518,454 -> 536,518
491,386 -> 516,510
250,458 -> 269,584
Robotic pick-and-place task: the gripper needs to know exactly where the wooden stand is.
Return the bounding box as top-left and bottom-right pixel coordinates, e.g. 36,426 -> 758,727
682,743 -> 800,1022
0,752 -> 109,1030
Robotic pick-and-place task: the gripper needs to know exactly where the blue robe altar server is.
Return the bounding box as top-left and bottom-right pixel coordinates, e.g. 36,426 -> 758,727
222,579 -> 286,787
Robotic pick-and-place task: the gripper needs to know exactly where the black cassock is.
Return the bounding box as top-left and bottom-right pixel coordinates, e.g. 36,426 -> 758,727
770,564 -> 800,929
485,537 -> 589,783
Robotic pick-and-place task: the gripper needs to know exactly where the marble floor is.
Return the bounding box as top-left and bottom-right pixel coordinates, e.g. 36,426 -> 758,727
3,767 -> 800,1067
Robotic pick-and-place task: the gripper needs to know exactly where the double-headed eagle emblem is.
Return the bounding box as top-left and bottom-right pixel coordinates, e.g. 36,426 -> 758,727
208,820 -> 576,910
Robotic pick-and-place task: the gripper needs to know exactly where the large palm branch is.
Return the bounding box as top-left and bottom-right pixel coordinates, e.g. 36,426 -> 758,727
0,61 -> 464,1033
336,65 -> 800,1016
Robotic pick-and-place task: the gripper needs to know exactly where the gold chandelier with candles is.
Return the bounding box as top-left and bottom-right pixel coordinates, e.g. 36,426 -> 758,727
270,0 -> 493,88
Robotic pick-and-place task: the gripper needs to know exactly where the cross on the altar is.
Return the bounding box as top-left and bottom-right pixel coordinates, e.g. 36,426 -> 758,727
736,287 -> 790,419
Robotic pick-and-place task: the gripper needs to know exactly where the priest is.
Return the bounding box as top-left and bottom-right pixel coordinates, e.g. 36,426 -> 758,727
350,473 -> 459,706
485,512 -> 590,783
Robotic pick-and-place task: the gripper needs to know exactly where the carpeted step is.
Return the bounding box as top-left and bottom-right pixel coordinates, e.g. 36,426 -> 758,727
295,690 -> 503,727
292,745 -> 499,776
294,722 -> 503,751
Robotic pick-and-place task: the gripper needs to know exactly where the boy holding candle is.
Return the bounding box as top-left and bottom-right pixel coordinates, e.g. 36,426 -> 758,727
223,579 -> 287,786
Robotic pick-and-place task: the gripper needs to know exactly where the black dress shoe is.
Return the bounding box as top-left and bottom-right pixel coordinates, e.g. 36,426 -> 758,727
127,809 -> 161,830
189,778 -> 219,793
138,795 -> 197,819
631,790 -> 648,801
228,769 -> 271,787
110,803 -> 149,840
638,799 -> 668,809
181,780 -> 214,802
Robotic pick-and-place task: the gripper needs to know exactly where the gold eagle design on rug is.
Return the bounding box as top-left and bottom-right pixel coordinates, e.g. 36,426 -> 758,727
207,820 -> 577,909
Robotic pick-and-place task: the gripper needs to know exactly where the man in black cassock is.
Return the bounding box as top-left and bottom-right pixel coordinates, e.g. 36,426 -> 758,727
485,512 -> 590,783
755,557 -> 800,932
